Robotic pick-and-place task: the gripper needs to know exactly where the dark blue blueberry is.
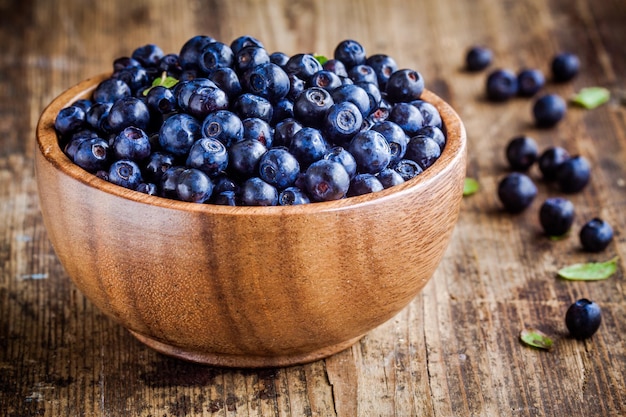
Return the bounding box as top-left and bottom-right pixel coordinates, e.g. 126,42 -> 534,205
273,118 -> 303,148
538,146 -> 570,181
208,67 -> 243,99
112,66 -> 151,94
497,172 -> 537,213
144,151 -> 176,184
388,102 -> 424,136
158,53 -> 183,77
506,135 -> 538,171
323,101 -> 363,146
258,147 -> 300,189
556,155 -> 591,193
179,35 -> 216,69
233,93 -> 274,123
174,78 -> 218,112
348,65 -> 378,86
348,130 -> 391,174
269,51 -> 290,68
112,126 -> 151,161
159,166 -> 186,199
202,110 -> 244,148
199,41 -> 234,73
465,46 -> 493,71
230,35 -> 264,55
331,84 -> 372,118
213,190 -> 238,206
270,98 -> 294,125
580,218 -> 614,252
235,46 -> 270,75
242,117 -> 273,147
72,99 -> 92,113
486,69 -> 518,102
186,85 -> 229,120
415,125 -> 446,151
278,186 -> 311,205
289,127 -> 329,169
284,53 -> 323,80
366,106 -> 390,125
63,129 -> 99,160
186,137 -> 229,177
73,137 -> 110,173
136,182 -> 158,196
93,78 -> 131,104
385,69 -> 425,103
565,299 -> 601,340
158,113 -> 202,156
228,139 -> 268,179
113,56 -> 142,72
323,146 -> 357,179
371,121 -> 409,165
309,70 -> 343,92
287,74 -> 306,101
108,159 -> 143,190
365,54 -> 398,89
392,159 -> 423,181
294,87 -> 334,128
377,167 -> 405,188
131,44 -> 164,68
322,59 -> 348,78
243,62 -> 290,102
356,82 -> 382,113
405,135 -> 441,170
176,168 -> 214,203
551,52 -> 580,82
55,105 -> 86,137
533,93 -> 566,128
334,39 -> 366,69
146,86 -> 178,114
517,68 -> 545,97
539,197 -> 575,236
304,159 -> 351,202
239,177 -> 278,206
106,96 -> 151,133
347,173 -> 384,197
410,99 -> 442,129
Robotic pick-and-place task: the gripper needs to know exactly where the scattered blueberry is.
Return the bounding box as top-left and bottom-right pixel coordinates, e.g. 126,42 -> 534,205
579,218 -> 614,252
551,52 -> 580,82
497,172 -> 537,213
538,146 -> 570,181
465,46 -> 493,71
505,135 -> 538,171
533,93 -> 566,128
486,69 -> 518,102
565,299 -> 601,340
539,197 -> 575,236
516,68 -> 545,97
556,155 -> 591,193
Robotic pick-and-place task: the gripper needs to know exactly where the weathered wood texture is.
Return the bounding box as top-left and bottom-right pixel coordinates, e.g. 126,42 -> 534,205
1,0 -> 625,416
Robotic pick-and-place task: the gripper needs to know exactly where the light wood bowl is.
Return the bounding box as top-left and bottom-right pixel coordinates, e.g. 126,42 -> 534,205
36,74 -> 467,368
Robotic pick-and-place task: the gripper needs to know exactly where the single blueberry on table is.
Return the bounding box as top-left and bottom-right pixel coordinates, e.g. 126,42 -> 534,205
486,69 -> 518,102
233,93 -> 274,123
556,155 -> 591,193
186,137 -> 229,178
539,197 -> 575,237
347,173 -> 384,197
533,93 -> 566,128
348,130 -> 392,174
465,46 -> 493,72
334,39 -> 366,69
201,110 -> 244,148
497,172 -> 537,213
158,113 -> 202,156
385,69 -> 425,103
112,126 -> 151,161
304,159 -> 351,202
565,299 -> 601,340
239,177 -> 278,206
175,168 -> 214,203
517,68 -> 545,97
579,218 -> 614,252
108,159 -> 143,191
258,147 -> 300,190
538,146 -> 570,181
505,135 -> 538,171
551,52 -> 580,82
278,186 -> 311,205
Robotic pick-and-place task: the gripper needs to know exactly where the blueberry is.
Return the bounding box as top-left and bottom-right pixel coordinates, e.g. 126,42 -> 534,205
385,69 -> 425,103
388,103 -> 424,136
497,172 -> 537,213
323,101 -> 363,146
538,146 -> 570,181
565,299 -> 601,340
289,127 -> 329,169
533,93 -> 566,128
365,54 -> 398,89
331,84 -> 372,118
348,130 -> 391,174
146,86 -> 178,114
370,121 -> 408,165
551,52 -> 580,82
55,105 -> 86,137
309,70 -> 343,92
486,69 -> 518,102
269,51 -> 290,67
356,81 -> 382,112
186,137 -> 229,177
131,44 -> 164,68
410,99 -> 442,129
234,46 -> 270,75
366,106 -> 390,125
284,53 -> 323,81
211,173 -> 239,196
201,110 -> 244,148
242,117 -> 273,147
322,59 -> 349,78
539,197 -> 575,236
258,147 -> 300,189
73,137 -> 110,173
505,135 -> 538,171
405,135 -> 441,170
294,87 -> 334,128
137,182 -> 158,196
377,167 -> 405,188
333,39 -> 366,69
72,99 -> 93,113
160,166 -> 186,199
392,159 -> 423,181
278,186 -> 311,205
175,78 -> 218,112
113,56 -> 142,72
465,46 -> 493,71
580,218 -> 614,252
198,41 -> 234,73
158,113 -> 202,156
323,146 -> 358,179
287,74 -> 306,101
208,67 -> 243,100
93,78 -> 131,104
64,130 -> 98,160
415,125 -> 446,151
213,190 -> 238,206
186,85 -> 229,120
108,159 -> 143,190
304,159 -> 351,202
556,155 -> 591,193
112,126 -> 151,161
176,168 -> 214,203
270,98 -> 294,125
243,62 -> 290,103
273,118 -> 303,148
228,139 -> 268,179
233,93 -> 274,123
158,53 -> 183,77
348,173 -> 384,197
106,96 -> 151,133
144,151 -> 176,184
239,177 -> 278,206
517,68 -> 545,97
112,66 -> 151,94
230,35 -> 264,55
348,65 -> 379,86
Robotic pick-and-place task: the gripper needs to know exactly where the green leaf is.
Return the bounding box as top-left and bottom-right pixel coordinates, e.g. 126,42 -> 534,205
520,328 -> 553,350
313,54 -> 329,65
571,87 -> 610,109
557,256 -> 619,281
143,72 -> 179,96
463,178 -> 479,196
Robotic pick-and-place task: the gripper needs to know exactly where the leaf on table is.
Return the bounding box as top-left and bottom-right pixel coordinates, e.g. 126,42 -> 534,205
520,328 -> 553,350
557,256 -> 619,281
571,87 -> 610,109
463,177 -> 479,196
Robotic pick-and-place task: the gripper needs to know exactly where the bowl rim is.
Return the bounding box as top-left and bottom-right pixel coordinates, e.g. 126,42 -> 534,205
36,73 -> 466,216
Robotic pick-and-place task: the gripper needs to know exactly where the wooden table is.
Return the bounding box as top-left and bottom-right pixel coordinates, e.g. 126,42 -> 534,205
1,0 -> 625,415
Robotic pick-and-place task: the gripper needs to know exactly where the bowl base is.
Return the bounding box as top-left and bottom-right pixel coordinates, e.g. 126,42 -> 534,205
128,330 -> 364,368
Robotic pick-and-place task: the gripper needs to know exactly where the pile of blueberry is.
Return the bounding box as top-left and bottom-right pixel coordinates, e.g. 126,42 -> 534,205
54,35 -> 447,206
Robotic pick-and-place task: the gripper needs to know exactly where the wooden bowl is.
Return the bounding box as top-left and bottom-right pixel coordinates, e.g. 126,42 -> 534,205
35,74 -> 467,368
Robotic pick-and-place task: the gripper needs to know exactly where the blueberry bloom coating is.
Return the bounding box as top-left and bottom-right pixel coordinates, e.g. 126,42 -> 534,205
465,46 -> 493,71
175,168 -> 214,203
505,135 -> 538,171
158,113 -> 202,156
186,137 -> 229,177
348,130 -> 391,174
565,299 -> 601,340
533,94 -> 566,128
239,177 -> 278,206
579,218 -> 614,252
486,69 -> 518,102
304,160 -> 350,202
556,155 -> 591,193
108,159 -> 143,190
539,197 -> 575,236
551,52 -> 580,82
497,172 -> 537,213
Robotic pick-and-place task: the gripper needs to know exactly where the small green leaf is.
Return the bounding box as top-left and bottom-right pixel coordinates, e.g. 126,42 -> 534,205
463,178 -> 479,196
313,54 -> 329,65
557,256 -> 619,281
520,328 -> 553,350
549,232 -> 569,241
143,72 -> 179,96
571,87 -> 610,109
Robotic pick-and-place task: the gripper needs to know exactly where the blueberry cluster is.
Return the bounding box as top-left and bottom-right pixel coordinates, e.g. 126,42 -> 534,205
54,35 -> 447,206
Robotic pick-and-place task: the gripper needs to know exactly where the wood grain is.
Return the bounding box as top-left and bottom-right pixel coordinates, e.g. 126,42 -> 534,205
1,0 -> 625,415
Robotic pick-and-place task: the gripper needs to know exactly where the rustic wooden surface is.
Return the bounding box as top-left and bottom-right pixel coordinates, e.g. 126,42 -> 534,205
1,0 -> 625,416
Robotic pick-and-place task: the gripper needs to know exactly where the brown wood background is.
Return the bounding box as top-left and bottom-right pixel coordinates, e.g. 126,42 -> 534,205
1,0 -> 625,415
